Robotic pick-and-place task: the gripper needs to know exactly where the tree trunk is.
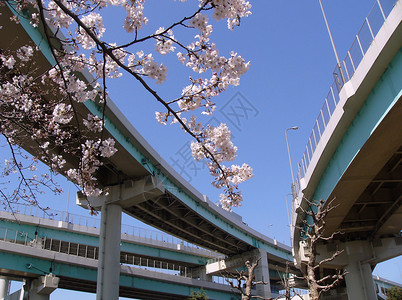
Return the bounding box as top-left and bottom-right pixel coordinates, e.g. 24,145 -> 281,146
308,239 -> 319,300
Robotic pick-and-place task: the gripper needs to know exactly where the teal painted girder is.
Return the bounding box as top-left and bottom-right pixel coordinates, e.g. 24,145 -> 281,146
0,219 -> 209,265
5,2 -> 56,66
313,49 -> 402,203
0,251 -> 240,300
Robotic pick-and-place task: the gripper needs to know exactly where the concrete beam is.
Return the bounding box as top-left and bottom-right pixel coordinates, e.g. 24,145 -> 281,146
205,249 -> 271,298
3,274 -> 60,300
77,176 -> 164,210
33,274 -> 59,295
313,237 -> 402,267
205,255 -> 245,275
299,238 -> 402,300
190,266 -> 212,282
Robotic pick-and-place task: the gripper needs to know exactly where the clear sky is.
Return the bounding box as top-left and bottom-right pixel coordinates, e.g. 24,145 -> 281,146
6,0 -> 402,298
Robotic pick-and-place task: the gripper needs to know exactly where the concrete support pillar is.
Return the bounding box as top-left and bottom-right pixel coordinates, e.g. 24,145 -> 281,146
19,280 -> 28,300
3,280 -> 28,300
23,274 -> 59,300
77,179 -> 164,300
26,290 -> 48,300
0,277 -> 9,299
253,249 -> 271,298
96,202 -> 122,300
344,242 -> 377,300
203,273 -> 213,282
193,267 -> 212,282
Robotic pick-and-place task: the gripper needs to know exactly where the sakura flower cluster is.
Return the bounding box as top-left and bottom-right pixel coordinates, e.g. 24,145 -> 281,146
190,123 -> 253,209
0,45 -> 117,199
1,0 -> 253,210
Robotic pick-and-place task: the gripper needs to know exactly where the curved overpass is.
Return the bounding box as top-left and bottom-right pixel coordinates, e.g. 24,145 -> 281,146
1,3 -> 294,299
291,1 -> 402,299
0,204 -> 294,299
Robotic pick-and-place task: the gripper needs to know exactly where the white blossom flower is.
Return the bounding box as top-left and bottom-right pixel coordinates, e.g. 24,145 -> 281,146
99,138 -> 118,158
1,55 -> 16,69
52,103 -> 73,124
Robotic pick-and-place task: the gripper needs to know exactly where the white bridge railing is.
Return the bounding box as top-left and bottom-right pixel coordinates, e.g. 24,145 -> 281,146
0,225 -> 239,285
293,0 -> 398,196
3,202 -> 211,253
0,225 -> 195,278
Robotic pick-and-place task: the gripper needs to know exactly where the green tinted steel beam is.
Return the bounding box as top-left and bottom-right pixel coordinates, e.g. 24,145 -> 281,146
0,219 -> 209,265
313,50 -> 402,202
6,1 -> 56,65
0,251 -> 239,300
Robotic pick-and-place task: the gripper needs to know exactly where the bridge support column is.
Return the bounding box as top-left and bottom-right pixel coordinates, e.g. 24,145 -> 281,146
0,276 -> 9,299
253,249 -> 271,298
76,177 -> 164,299
24,274 -> 59,300
192,266 -> 212,282
344,242 -> 377,300
97,202 -> 122,300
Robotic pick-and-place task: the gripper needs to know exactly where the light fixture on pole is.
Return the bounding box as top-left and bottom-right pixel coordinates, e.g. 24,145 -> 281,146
285,126 -> 298,196
318,0 -> 345,84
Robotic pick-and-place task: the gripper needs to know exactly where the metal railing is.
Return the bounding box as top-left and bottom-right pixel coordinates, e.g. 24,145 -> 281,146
2,203 -> 210,253
0,226 -> 31,245
0,225 -> 195,278
293,0 -> 398,196
4,203 -> 99,227
0,227 -> 264,288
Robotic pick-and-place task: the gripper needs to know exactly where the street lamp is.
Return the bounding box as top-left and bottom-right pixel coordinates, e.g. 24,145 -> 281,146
318,0 -> 346,84
285,193 -> 292,230
285,126 -> 299,188
285,193 -> 294,246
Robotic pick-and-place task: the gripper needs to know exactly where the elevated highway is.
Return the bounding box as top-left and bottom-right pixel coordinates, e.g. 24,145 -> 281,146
0,205 -> 291,299
291,1 -> 402,299
0,3 -> 295,298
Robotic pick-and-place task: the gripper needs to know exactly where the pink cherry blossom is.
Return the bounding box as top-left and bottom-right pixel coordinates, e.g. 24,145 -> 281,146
1,0 -> 253,209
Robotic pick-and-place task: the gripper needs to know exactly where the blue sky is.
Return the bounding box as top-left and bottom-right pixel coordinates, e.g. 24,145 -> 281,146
6,0 -> 401,298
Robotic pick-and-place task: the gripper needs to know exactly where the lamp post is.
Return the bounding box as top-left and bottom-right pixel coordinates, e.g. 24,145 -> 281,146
285,193 -> 293,246
285,193 -> 292,230
285,126 -> 299,189
318,0 -> 346,84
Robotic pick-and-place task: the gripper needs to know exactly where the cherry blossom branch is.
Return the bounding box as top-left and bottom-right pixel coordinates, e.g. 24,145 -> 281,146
5,137 -> 40,206
51,0 -> 237,201
36,0 -> 83,136
113,1 -> 213,49
0,189 -> 21,224
2,0 -> 252,209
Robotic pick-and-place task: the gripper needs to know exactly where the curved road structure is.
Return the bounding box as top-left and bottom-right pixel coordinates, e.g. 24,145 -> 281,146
0,208 -> 228,300
291,1 -> 402,299
0,206 -> 267,300
0,2 -> 295,299
0,202 -> 290,299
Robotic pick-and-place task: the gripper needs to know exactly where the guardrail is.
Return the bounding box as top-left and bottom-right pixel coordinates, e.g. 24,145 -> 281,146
2,202 -> 209,253
0,224 -> 296,290
0,225 -> 195,278
294,0 -> 398,196
0,225 -> 241,285
0,226 -> 32,245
